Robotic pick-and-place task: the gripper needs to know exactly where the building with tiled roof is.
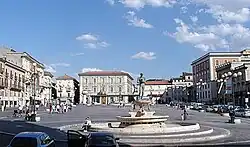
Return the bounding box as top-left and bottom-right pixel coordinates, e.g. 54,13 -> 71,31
78,70 -> 134,105
79,71 -> 133,80
145,80 -> 170,85
56,74 -> 79,104
144,79 -> 172,104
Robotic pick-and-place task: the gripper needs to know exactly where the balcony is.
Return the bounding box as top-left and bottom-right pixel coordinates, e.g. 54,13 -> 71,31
10,82 -> 22,91
0,79 -> 6,89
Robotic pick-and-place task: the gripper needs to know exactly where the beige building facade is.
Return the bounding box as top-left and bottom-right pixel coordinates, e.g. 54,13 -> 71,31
0,58 -> 25,107
56,74 -> 79,104
78,71 -> 134,105
192,52 -> 242,104
0,47 -> 47,107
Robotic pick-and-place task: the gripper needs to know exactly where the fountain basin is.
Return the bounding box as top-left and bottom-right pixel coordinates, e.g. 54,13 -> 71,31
90,122 -> 200,135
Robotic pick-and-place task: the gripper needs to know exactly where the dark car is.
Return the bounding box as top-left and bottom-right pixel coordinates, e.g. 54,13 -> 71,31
8,132 -> 55,147
85,132 -> 119,147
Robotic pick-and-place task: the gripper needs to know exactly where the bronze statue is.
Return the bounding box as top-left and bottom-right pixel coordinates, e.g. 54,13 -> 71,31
137,73 -> 146,100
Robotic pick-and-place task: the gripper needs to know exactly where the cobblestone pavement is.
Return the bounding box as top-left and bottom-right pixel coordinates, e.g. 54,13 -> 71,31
1,104 -> 250,146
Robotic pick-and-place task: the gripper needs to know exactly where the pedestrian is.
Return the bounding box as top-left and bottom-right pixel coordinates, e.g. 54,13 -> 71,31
183,108 -> 188,121
49,104 -> 52,114
82,117 -> 92,132
181,114 -> 184,121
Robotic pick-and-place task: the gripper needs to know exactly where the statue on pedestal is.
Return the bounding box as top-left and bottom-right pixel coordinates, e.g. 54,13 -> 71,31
137,73 -> 146,100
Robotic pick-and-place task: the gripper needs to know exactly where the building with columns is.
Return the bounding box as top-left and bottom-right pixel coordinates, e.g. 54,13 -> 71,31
193,49 -> 250,104
216,62 -> 250,106
78,71 -> 134,105
192,51 -> 242,104
56,74 -> 79,104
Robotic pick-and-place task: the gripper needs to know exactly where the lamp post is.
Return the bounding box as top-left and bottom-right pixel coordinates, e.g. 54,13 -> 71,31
197,79 -> 205,104
223,71 -> 242,123
31,63 -> 38,122
217,77 -> 227,105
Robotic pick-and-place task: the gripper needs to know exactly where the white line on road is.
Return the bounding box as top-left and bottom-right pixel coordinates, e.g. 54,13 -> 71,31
0,117 -> 7,119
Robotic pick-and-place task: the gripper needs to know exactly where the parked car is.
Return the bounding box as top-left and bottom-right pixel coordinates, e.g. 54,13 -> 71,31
85,132 -> 120,147
235,108 -> 250,117
205,106 -> 213,112
8,132 -> 55,147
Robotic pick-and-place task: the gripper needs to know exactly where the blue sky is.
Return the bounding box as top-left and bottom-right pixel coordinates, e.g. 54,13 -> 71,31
1,0 -> 250,80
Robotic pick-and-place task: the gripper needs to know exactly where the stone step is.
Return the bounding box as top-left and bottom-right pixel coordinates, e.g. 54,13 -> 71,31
119,126 -> 230,146
116,125 -> 213,138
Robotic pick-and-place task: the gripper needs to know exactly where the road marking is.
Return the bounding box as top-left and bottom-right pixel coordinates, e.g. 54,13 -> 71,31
0,117 -> 7,119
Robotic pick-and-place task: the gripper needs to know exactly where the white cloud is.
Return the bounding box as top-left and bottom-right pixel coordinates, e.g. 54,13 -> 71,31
125,11 -> 153,28
180,6 -> 188,14
50,63 -> 70,67
190,16 -> 198,23
167,18 -> 229,51
131,52 -> 156,60
106,0 -> 115,5
84,43 -> 97,49
188,0 -> 250,23
44,64 -> 56,73
71,52 -> 85,56
76,33 -> 98,41
168,16 -> 250,51
119,0 -> 177,9
76,33 -> 110,49
98,41 -> 110,47
81,68 -> 103,73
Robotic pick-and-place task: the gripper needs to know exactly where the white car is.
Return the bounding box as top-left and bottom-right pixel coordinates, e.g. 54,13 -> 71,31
235,108 -> 250,117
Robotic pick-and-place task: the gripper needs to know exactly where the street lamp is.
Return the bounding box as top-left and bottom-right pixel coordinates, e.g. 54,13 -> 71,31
217,78 -> 226,105
223,71 -> 242,123
31,62 -> 38,122
197,79 -> 205,104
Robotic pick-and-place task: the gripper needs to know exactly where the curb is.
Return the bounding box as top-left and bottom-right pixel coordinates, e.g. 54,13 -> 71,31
121,129 -> 230,145
118,128 -> 214,138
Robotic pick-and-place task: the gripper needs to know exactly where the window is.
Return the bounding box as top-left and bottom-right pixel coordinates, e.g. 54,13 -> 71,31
94,87 -> 97,93
119,86 -> 122,92
111,78 -> 113,84
110,86 -> 113,93
94,78 -> 96,84
85,78 -> 88,83
68,93 -> 70,97
225,60 -> 227,63
216,60 -> 219,65
60,93 -> 62,97
119,77 -> 122,83
11,137 -> 37,147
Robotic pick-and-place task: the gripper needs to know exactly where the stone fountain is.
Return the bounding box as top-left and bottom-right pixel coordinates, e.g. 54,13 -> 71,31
59,73 -> 231,146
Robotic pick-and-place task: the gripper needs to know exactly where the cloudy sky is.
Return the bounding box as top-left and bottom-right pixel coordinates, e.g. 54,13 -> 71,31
1,0 -> 250,79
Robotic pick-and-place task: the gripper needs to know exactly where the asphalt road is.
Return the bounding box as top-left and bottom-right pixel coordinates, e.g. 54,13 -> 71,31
1,104 -> 250,147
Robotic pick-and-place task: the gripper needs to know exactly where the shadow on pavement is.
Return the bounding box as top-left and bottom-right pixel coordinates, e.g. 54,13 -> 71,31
0,120 -> 132,147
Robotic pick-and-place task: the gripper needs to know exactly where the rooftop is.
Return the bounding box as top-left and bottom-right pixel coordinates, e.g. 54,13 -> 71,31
78,71 -> 134,80
56,74 -> 76,81
182,72 -> 192,76
44,71 -> 54,77
145,80 -> 170,85
191,51 -> 242,65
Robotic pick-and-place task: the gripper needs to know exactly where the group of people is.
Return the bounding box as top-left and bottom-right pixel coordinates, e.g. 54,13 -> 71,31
49,103 -> 72,114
